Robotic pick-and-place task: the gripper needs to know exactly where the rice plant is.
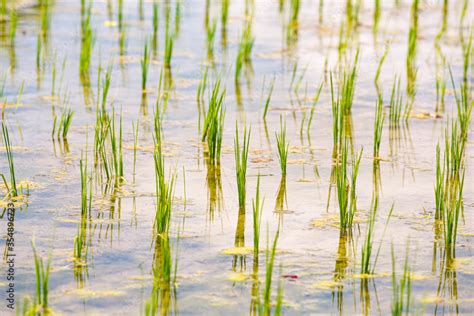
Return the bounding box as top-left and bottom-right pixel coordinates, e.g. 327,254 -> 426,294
1,122 -> 17,197
335,140 -> 362,230
152,0 -> 158,52
109,108 -> 124,186
252,175 -> 264,260
449,67 -> 472,142
261,228 -> 280,315
373,0 -> 381,35
80,1 -> 95,77
141,38 -> 150,92
221,0 -> 230,37
235,19 -> 255,81
9,8 -> 17,45
234,124 -> 250,208
307,80 -> 323,134
164,6 -> 174,69
262,77 -> 275,120
389,76 -> 404,125
202,80 -> 226,165
23,241 -> 53,315
52,107 -> 74,140
405,0 -> 419,116
373,94 -> 384,158
275,116 -> 289,177
360,197 -> 394,274
132,120 -> 139,179
391,243 -> 412,316
206,19 -> 217,58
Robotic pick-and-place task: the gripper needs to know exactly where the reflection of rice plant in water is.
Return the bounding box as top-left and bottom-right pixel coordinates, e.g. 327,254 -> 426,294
252,175 -> 264,261
234,124 -> 250,209
391,243 -> 412,316
1,122 -> 17,197
260,228 -> 280,315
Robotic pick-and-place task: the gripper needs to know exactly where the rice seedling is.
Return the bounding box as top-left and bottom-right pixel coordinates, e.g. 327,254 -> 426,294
374,45 -> 389,93
40,0 -> 51,38
449,67 -> 472,142
141,38 -> 150,92
435,73 -> 446,114
391,243 -> 412,316
1,122 -> 17,197
234,124 -> 250,208
80,1 -> 95,77
36,34 -> 42,71
138,0 -> 144,20
21,241 -> 53,315
202,79 -> 226,164
261,227 -> 280,315
389,76 -> 404,126
206,19 -> 217,58
436,0 -> 448,42
52,107 -> 74,140
287,0 -> 300,42
196,66 -> 208,107
275,116 -> 289,177
221,0 -> 230,36
174,0 -> 181,35
152,0 -> 158,52
335,139 -> 362,230
9,8 -> 17,45
340,50 -> 359,115
164,6 -> 174,69
108,108 -> 124,186
360,197 -> 394,275
373,0 -> 381,35
235,19 -> 255,78
252,174 -> 264,261
405,0 -> 419,116
373,94 -> 384,158
307,80 -> 323,134
318,0 -> 324,24
132,120 -> 139,179
262,77 -> 275,121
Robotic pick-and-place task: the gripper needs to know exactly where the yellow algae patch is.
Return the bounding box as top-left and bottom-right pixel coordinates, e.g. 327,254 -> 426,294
421,296 -> 444,304
409,273 -> 432,281
104,20 -> 117,27
227,272 -> 250,282
288,159 -> 306,165
312,215 -> 339,229
251,157 -> 273,163
66,288 -> 126,299
312,280 -> 342,290
222,247 -> 253,256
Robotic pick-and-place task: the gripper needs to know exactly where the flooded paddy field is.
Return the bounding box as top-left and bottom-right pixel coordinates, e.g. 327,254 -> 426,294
0,0 -> 473,315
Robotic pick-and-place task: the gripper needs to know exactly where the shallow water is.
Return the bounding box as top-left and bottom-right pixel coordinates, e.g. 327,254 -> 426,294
0,0 -> 473,315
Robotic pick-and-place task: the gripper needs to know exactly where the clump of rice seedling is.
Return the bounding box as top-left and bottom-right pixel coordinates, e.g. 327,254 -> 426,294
80,1 -> 95,77
262,77 -> 275,121
9,8 -> 17,45
40,0 -> 51,38
202,79 -> 226,165
52,107 -> 74,140
435,119 -> 466,252
141,38 -> 150,92
275,116 -> 289,177
221,0 -> 230,41
340,50 -> 359,115
286,0 -> 300,44
335,139 -> 362,230
373,0 -> 381,35
1,122 -> 17,197
373,94 -> 384,158
449,68 -> 472,142
405,0 -> 419,117
391,243 -> 412,316
234,124 -> 250,208
360,197 -> 394,275
164,6 -> 174,69
252,175 -> 264,261
21,241 -> 53,315
152,1 -> 158,52
108,108 -> 124,186
389,76 -> 404,125
235,19 -> 255,82
206,19 -> 217,59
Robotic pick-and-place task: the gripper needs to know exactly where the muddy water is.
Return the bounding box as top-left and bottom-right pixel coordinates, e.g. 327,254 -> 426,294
0,0 -> 473,315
